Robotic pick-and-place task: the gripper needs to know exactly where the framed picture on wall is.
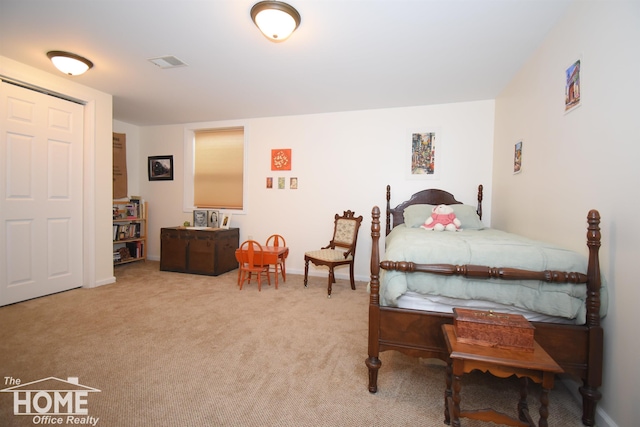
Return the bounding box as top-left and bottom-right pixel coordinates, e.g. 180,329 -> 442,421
514,141 -> 523,174
148,155 -> 174,181
565,59 -> 581,113
407,128 -> 440,179
271,149 -> 292,171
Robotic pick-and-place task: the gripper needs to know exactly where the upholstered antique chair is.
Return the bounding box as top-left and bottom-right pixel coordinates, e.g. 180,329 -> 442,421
265,234 -> 288,285
303,210 -> 363,297
237,240 -> 271,291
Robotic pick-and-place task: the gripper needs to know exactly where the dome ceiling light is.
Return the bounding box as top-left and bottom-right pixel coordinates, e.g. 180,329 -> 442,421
250,1 -> 301,42
47,51 -> 94,76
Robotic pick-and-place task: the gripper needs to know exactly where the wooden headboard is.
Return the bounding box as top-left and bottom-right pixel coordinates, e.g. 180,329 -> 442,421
385,184 -> 484,235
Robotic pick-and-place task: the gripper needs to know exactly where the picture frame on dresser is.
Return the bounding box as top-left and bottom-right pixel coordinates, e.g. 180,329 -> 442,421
193,209 -> 208,227
220,213 -> 232,229
208,210 -> 220,228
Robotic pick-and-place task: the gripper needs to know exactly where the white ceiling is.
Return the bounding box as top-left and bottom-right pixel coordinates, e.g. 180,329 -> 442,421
0,0 -> 572,126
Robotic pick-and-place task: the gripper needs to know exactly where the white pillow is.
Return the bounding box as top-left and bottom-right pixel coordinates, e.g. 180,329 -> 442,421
451,204 -> 484,230
403,204 -> 434,228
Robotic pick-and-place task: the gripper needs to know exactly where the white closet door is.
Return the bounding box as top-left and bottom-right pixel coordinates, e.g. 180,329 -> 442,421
0,81 -> 84,306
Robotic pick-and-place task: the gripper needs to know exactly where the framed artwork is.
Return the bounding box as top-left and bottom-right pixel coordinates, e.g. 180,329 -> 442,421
271,149 -> 292,171
514,141 -> 523,174
565,59 -> 581,113
266,177 -> 273,189
148,155 -> 174,181
278,177 -> 285,189
290,177 -> 298,189
220,213 -> 232,229
193,209 -> 208,227
408,129 -> 439,179
208,210 -> 220,228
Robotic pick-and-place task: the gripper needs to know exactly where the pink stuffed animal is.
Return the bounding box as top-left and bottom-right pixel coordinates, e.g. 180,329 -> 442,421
420,204 -> 461,231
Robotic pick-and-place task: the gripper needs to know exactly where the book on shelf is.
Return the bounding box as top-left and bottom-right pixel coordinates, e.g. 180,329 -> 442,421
113,223 -> 142,241
113,197 -> 145,220
126,203 -> 137,219
126,241 -> 144,259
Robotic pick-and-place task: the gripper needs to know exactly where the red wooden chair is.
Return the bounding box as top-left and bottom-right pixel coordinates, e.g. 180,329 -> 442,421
237,240 -> 271,291
265,234 -> 288,285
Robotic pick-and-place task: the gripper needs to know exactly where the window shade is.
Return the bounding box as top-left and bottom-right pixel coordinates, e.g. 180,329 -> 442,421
194,127 -> 244,209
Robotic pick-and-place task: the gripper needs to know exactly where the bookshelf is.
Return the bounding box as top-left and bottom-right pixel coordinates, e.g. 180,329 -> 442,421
113,198 -> 147,266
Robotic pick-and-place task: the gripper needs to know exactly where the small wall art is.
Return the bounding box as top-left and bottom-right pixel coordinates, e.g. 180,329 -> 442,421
271,149 -> 292,171
565,59 -> 581,113
514,141 -> 522,174
290,177 -> 298,189
278,177 -> 285,189
266,177 -> 273,189
408,129 -> 439,179
148,155 -> 174,181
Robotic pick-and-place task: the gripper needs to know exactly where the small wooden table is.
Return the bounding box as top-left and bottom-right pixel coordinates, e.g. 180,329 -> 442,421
442,324 -> 563,427
235,246 -> 289,287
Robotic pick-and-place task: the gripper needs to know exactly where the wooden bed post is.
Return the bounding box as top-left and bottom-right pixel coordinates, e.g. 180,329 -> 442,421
385,185 -> 392,236
476,184 -> 483,220
580,209 -> 603,426
365,206 -> 382,393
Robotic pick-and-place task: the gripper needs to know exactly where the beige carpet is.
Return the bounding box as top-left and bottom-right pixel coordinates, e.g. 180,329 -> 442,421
0,261 -> 585,426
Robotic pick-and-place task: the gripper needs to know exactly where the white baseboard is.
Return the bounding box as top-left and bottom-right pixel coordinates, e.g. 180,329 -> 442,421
91,276 -> 115,288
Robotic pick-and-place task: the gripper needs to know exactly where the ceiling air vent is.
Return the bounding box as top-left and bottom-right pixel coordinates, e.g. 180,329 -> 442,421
147,55 -> 188,69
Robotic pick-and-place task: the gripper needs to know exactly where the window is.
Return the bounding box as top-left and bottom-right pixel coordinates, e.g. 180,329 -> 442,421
184,125 -> 246,212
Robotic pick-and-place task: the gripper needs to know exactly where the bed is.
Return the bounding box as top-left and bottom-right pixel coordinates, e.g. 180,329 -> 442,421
365,185 -> 605,426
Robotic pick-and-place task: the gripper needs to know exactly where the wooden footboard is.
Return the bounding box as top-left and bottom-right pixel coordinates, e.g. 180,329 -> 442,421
366,198 -> 604,426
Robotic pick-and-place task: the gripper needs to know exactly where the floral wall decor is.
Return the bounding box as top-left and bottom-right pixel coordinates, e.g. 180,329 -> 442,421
271,149 -> 291,171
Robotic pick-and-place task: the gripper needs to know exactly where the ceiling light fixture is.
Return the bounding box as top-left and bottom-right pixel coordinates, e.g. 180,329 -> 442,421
250,1 -> 301,42
47,51 -> 94,76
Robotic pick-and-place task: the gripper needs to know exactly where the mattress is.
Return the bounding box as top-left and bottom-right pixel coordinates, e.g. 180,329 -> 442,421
396,292 -> 575,324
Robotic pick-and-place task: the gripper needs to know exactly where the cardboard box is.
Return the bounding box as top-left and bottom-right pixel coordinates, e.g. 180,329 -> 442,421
453,308 -> 535,352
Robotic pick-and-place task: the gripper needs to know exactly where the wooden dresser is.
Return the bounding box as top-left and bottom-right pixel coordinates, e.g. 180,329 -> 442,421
160,227 -> 239,276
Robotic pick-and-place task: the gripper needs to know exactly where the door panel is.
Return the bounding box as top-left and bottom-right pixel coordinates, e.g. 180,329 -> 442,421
0,82 -> 84,306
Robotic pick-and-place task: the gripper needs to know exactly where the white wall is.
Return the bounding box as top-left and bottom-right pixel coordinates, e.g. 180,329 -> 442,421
0,55 -> 114,288
136,100 -> 495,281
492,1 -> 640,426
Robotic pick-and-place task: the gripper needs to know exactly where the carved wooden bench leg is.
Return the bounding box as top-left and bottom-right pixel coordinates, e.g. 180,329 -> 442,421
444,359 -> 452,425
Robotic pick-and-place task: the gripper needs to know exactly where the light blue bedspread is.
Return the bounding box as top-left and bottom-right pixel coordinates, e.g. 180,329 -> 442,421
380,225 -> 607,323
